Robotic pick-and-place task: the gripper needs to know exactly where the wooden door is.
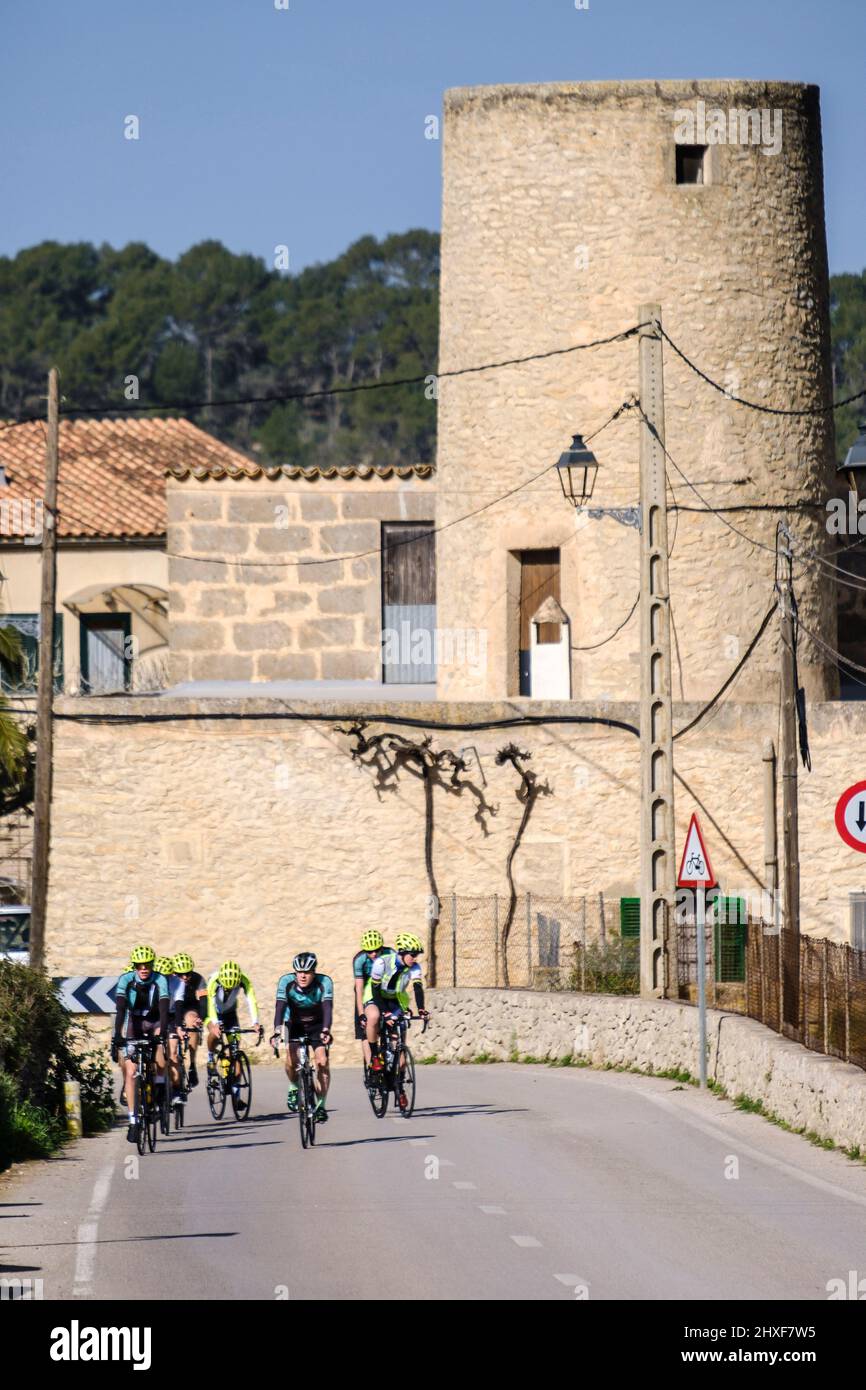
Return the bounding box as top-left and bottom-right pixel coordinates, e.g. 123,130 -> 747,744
382,522 -> 436,683
518,549 -> 560,695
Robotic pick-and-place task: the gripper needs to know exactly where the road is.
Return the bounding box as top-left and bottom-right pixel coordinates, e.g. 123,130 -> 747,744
3,1063 -> 866,1301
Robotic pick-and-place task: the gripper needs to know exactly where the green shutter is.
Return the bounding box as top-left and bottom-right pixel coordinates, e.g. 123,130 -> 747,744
620,897 -> 640,938
714,896 -> 747,981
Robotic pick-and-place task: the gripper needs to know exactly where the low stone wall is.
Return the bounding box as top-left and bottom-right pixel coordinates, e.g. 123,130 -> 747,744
416,988 -> 866,1151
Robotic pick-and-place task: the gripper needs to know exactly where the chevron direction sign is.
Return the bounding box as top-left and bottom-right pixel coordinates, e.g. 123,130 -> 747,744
55,977 -> 117,1014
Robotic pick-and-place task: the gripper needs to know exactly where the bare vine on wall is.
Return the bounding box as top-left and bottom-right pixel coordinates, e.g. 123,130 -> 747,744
494,744 -> 552,986
338,723 -> 497,985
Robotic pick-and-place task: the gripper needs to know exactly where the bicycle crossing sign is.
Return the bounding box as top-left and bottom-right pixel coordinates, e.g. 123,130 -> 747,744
677,813 -> 717,888
835,781 -> 866,853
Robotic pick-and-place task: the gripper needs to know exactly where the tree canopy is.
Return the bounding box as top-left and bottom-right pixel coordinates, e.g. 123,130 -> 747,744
0,230 -> 440,469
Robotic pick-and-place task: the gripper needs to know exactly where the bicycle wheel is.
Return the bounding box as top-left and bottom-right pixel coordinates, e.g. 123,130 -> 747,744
395,1046 -> 416,1117
366,1064 -> 388,1118
231,1052 -> 252,1120
160,1078 -> 172,1136
207,1058 -> 227,1120
134,1076 -> 147,1156
307,1069 -> 317,1148
146,1077 -> 158,1152
298,1069 -> 310,1149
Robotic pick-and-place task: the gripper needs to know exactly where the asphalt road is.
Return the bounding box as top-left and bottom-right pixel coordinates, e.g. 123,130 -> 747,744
4,1063 -> 866,1301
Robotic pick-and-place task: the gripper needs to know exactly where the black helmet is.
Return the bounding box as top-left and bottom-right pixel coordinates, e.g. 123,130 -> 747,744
293,952 -> 317,972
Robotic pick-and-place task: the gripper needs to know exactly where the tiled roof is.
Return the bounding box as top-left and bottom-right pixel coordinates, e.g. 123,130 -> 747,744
166,460 -> 435,481
0,417 -> 256,540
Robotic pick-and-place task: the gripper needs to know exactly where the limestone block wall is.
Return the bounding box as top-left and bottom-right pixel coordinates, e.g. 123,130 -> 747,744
167,473 -> 435,683
413,989 -> 866,1152
44,695 -> 866,1062
435,81 -> 837,703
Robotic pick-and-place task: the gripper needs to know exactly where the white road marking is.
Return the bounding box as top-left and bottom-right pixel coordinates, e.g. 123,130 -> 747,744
72,1160 -> 116,1298
479,1205 -> 506,1215
453,1181 -> 477,1190
510,1235 -> 542,1248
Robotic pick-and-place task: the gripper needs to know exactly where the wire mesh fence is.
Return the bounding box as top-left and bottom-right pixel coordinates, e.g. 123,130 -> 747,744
432,893 -> 639,993
746,928 -> 866,1072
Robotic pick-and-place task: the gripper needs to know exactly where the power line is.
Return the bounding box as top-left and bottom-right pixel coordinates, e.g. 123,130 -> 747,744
0,324 -> 645,430
167,397 -> 638,571
658,325 -> 866,417
672,602 -> 777,742
571,591 -> 639,652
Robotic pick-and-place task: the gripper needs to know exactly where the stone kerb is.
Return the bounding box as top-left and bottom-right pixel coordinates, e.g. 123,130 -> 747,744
416,988 -> 866,1152
167,476 -> 435,682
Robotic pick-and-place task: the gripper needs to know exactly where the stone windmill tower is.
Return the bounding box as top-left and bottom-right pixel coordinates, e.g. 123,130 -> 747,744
434,80 -> 838,705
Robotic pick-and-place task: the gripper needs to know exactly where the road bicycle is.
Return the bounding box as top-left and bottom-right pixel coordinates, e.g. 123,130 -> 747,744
207,1026 -> 258,1121
128,1036 -> 160,1155
169,1022 -> 200,1130
365,1012 -> 428,1119
272,1028 -> 329,1150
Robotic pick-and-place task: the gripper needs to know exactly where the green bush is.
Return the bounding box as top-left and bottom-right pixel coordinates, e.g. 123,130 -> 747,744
568,940 -> 640,996
0,961 -> 118,1168
0,1071 -> 64,1166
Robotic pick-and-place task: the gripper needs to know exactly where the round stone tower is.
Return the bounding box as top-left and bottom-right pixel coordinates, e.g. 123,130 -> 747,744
435,80 -> 838,704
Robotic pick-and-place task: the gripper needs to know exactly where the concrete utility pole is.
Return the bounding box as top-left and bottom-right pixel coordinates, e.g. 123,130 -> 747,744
29,368 -> 60,971
638,306 -> 676,998
777,527 -> 801,1031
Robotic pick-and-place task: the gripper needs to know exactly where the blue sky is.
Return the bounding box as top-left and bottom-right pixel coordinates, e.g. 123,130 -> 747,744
2,0 -> 863,274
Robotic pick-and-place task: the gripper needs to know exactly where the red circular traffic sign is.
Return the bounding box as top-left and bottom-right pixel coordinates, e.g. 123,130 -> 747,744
835,781 -> 866,853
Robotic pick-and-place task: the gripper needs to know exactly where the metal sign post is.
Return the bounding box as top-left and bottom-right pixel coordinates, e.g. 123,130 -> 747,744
677,813 -> 717,1090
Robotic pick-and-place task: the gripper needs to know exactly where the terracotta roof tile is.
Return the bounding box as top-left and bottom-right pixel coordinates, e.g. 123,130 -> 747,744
0,418 -> 256,540
166,461 -> 434,482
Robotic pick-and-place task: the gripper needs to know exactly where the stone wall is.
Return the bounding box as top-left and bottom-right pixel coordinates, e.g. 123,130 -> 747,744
435,81 -> 837,703
44,693 -> 866,1062
167,473 -> 435,683
414,987 -> 866,1152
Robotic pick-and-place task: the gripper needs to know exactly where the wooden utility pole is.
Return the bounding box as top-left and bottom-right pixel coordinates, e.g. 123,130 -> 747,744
762,738 -> 779,932
638,305 -> 676,998
29,368 -> 60,971
778,525 -> 801,1032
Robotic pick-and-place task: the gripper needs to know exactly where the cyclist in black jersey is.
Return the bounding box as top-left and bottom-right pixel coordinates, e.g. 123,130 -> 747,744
166,952 -> 207,1092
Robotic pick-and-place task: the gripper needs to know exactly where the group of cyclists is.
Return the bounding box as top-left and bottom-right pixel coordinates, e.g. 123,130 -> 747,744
111,930 -> 429,1144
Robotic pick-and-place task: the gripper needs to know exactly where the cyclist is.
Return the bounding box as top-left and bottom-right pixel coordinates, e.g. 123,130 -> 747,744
167,952 -> 207,1097
363,933 -> 429,1096
353,930 -> 389,1066
271,952 -> 333,1121
111,944 -> 170,1143
205,961 -> 263,1114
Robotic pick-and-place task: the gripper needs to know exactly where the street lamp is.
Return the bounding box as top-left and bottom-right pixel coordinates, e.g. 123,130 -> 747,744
556,434 -> 599,507
556,431 -> 640,530
842,420 -> 866,497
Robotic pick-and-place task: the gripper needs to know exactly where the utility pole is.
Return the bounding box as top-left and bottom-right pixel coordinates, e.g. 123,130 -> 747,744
762,738 -> 779,933
29,368 -> 60,971
638,305 -> 676,998
777,524 -> 801,1032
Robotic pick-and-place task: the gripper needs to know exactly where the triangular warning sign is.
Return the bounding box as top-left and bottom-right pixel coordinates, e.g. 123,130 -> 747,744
677,813 -> 717,887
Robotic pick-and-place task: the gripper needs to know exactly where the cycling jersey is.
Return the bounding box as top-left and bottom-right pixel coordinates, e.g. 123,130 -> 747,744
168,971 -> 207,1021
364,950 -> 424,1012
113,970 -> 169,1039
352,949 -> 393,982
274,972 -> 334,1037
205,971 -> 259,1028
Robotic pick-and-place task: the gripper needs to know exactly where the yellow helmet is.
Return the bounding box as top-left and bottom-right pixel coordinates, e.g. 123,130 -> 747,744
360,930 -> 384,951
153,956 -> 174,976
173,952 -> 195,973
395,933 -> 423,954
130,944 -> 155,966
218,960 -> 242,989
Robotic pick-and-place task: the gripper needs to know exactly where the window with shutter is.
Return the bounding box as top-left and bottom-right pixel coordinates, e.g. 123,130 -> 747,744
713,895 -> 747,981
620,897 -> 640,938
0,613 -> 63,693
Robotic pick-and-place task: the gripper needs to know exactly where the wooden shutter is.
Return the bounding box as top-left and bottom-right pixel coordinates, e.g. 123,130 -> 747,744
382,523 -> 436,684
620,897 -> 640,938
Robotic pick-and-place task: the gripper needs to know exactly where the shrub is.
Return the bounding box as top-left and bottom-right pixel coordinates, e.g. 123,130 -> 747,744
0,1071 -> 64,1167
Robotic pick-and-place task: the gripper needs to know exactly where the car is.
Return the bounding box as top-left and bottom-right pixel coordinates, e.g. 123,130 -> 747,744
0,904 -> 31,962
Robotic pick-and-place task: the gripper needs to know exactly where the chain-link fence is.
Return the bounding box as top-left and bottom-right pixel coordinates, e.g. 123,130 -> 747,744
432,893 -> 639,993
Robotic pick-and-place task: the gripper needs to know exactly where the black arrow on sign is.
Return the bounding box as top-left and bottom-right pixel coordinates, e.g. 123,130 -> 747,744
858,801 -> 866,833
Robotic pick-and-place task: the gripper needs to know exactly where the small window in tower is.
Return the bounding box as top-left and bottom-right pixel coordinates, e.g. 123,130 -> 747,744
676,144 -> 707,185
